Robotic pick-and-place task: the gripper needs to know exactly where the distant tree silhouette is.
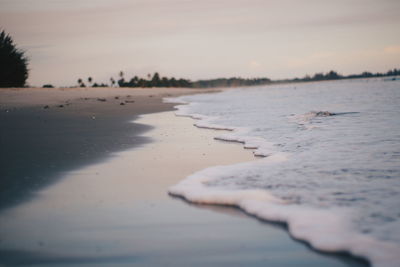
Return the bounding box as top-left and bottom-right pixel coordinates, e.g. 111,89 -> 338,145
114,72 -> 191,88
92,82 -> 108,87
362,71 -> 373,77
118,71 -> 125,87
0,30 -> 29,87
312,73 -> 324,81
192,77 -> 271,88
161,77 -> 170,87
138,78 -> 147,87
128,76 -> 139,87
279,68 -> 398,84
386,68 -> 399,76
110,77 -> 115,87
170,77 -> 178,87
88,77 -> 93,87
151,72 -> 161,87
325,70 -> 340,80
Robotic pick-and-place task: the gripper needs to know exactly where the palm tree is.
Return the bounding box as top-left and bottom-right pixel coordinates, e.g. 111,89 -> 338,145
118,71 -> 125,87
151,72 -> 161,87
110,77 -> 115,87
88,77 -> 93,87
77,78 -> 82,87
0,29 -> 29,87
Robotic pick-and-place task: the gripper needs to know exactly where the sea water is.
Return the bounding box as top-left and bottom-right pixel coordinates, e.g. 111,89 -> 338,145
166,78 -> 400,267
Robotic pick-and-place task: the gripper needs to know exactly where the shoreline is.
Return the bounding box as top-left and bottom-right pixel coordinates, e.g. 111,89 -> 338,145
0,87 -> 369,266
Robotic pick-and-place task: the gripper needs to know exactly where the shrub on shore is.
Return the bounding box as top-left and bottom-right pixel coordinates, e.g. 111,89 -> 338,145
0,30 -> 29,87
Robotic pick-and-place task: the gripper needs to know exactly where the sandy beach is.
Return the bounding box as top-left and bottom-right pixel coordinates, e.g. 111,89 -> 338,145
0,87 -> 218,210
0,87 -> 368,266
1,0 -> 398,265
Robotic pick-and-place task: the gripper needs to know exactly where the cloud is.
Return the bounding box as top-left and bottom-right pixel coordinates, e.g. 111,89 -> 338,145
384,45 -> 400,54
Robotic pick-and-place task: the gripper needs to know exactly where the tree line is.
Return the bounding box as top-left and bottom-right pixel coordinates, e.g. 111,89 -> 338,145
76,68 -> 400,89
279,69 -> 400,83
75,73 -> 274,88
192,77 -> 272,88
117,71 -> 191,88
76,71 -> 191,88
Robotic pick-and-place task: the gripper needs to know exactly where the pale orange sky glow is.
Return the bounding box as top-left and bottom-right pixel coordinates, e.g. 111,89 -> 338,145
1,0 -> 399,86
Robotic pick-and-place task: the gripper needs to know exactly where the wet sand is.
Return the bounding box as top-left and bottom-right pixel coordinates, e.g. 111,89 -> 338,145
0,88 -> 368,266
0,87 -> 217,210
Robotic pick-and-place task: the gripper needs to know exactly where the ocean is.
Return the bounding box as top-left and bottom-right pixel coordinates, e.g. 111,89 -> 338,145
167,78 -> 400,267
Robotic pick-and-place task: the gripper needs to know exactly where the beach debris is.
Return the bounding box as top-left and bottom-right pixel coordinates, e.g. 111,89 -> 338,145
43,105 -> 49,109
91,116 -> 96,120
149,95 -> 154,98
126,95 -> 132,98
97,98 -> 107,102
120,102 -> 125,105
58,104 -> 64,108
125,100 -> 135,103
114,96 -> 119,99
314,111 -> 336,117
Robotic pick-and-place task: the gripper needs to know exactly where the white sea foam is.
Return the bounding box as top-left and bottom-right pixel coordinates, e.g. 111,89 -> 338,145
169,99 -> 277,157
166,79 -> 400,267
169,164 -> 400,267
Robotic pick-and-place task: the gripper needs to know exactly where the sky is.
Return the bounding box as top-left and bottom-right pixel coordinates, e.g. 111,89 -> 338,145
0,0 -> 399,87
